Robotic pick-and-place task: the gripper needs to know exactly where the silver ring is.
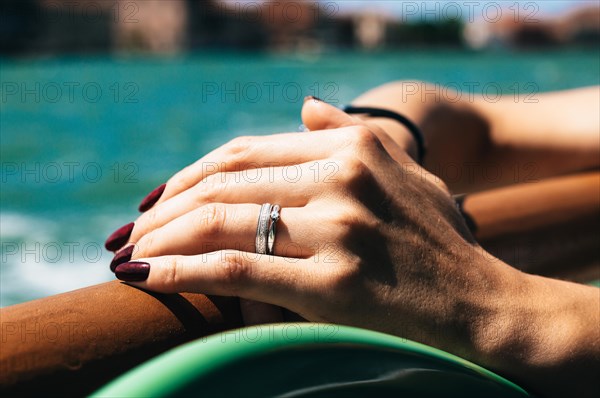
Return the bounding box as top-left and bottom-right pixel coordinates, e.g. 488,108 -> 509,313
267,205 -> 280,255
255,203 -> 272,254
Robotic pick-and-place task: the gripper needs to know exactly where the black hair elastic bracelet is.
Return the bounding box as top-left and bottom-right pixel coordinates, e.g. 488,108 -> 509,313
341,105 -> 426,165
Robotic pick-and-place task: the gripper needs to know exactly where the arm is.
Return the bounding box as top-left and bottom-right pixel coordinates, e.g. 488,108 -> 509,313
462,171 -> 600,281
466,265 -> 600,398
107,99 -> 600,397
3,174 -> 595,395
0,282 -> 243,396
348,82 -> 600,193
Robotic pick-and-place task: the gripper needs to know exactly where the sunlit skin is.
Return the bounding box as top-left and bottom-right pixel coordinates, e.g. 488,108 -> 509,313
351,82 -> 600,193
111,84 -> 599,398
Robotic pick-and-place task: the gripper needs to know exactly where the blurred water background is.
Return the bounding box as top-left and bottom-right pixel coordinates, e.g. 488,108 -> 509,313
2,50 -> 598,306
2,0 -> 600,306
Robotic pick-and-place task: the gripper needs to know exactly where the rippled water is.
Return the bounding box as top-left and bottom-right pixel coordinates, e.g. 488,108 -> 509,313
1,50 -> 598,306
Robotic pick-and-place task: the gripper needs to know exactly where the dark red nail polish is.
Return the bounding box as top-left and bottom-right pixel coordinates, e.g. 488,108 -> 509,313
105,222 -> 134,252
115,261 -> 150,282
110,245 -> 135,272
303,95 -> 322,103
138,183 -> 166,212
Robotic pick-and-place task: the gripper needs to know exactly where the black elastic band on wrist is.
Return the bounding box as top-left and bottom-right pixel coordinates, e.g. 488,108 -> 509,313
342,105 -> 426,164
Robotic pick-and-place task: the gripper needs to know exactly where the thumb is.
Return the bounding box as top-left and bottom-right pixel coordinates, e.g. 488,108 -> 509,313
301,96 -> 357,131
301,96 -> 413,164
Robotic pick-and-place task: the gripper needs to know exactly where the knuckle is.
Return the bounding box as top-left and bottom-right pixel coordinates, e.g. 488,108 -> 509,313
138,232 -> 155,257
194,173 -> 227,205
224,136 -> 254,161
162,255 -> 185,292
342,156 -> 369,175
361,212 -> 384,232
343,126 -> 388,161
219,253 -> 250,292
427,172 -> 450,193
349,125 -> 378,148
194,203 -> 227,241
327,204 -> 381,242
167,171 -> 190,195
138,208 -> 159,236
336,156 -> 372,188
435,178 -> 450,193
327,206 -> 357,238
145,207 -> 158,226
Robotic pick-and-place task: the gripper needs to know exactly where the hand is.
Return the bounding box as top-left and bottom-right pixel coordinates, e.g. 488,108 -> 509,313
107,98 -> 510,348
105,98 -> 600,398
106,97 -> 429,326
107,101 -> 600,396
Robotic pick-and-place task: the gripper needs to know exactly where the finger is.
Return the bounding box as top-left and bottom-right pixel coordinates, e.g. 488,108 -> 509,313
301,98 -> 411,164
240,299 -> 284,325
155,129 -> 355,207
125,203 -> 317,264
116,251 -> 320,313
301,96 -> 358,131
128,160 -> 339,244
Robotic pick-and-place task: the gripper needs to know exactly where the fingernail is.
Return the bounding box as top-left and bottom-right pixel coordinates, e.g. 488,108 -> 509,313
115,261 -> 150,282
110,245 -> 135,272
303,95 -> 323,103
138,183 -> 166,212
105,222 -> 134,252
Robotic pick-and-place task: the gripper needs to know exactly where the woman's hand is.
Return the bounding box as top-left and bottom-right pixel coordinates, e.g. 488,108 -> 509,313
108,98 -> 510,348
105,99 -> 599,398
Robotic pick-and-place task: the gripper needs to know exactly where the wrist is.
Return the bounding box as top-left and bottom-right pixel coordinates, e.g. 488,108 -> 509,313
458,253 -> 544,368
401,244 -> 520,362
463,255 -> 599,397
434,248 -> 521,361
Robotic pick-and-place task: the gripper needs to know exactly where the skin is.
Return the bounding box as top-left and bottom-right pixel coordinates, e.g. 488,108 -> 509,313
111,88 -> 599,397
351,82 -> 600,193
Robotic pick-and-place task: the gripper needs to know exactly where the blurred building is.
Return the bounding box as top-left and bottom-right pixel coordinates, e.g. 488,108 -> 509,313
464,4 -> 600,49
113,0 -> 187,54
0,0 -> 339,54
1,1 -> 598,55
1,0 -> 113,54
355,13 -> 388,49
186,0 -> 357,52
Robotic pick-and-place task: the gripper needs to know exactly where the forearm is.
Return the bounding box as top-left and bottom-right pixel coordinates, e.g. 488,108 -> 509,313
474,86 -> 600,190
461,171 -> 600,281
480,86 -> 600,153
351,82 -> 599,193
0,282 -> 243,396
401,240 -> 599,398
470,267 -> 600,398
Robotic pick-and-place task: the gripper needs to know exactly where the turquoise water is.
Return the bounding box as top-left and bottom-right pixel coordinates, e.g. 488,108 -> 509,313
1,50 -> 598,306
